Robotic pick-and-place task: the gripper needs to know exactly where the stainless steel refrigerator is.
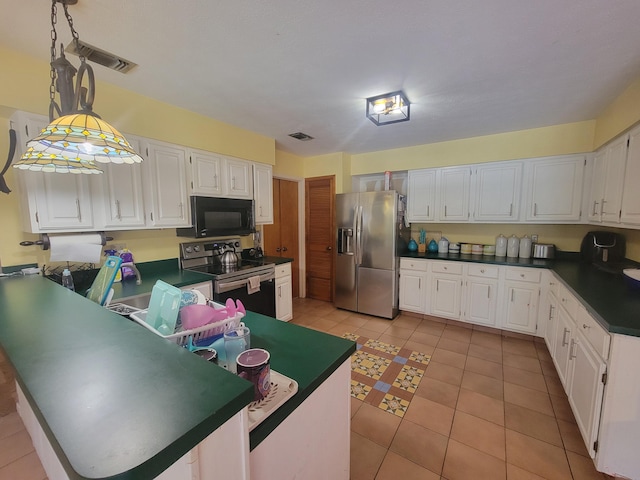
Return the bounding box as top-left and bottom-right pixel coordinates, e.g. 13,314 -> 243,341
335,191 -> 409,319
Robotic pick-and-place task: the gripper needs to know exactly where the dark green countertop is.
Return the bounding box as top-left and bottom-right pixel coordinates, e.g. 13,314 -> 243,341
0,274 -> 254,480
0,261 -> 355,479
242,313 -> 355,450
401,251 -> 555,268
401,252 -> 640,337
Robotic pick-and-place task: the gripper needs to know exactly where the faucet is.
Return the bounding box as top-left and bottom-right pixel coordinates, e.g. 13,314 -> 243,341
120,262 -> 142,285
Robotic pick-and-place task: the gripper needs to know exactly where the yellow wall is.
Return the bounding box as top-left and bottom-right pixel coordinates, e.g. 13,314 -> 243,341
303,152 -> 350,193
350,120 -> 595,174
273,150 -> 304,178
593,77 -> 640,149
0,46 -> 275,269
0,46 -> 275,165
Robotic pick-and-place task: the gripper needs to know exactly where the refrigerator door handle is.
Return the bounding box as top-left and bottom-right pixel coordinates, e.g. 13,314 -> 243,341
355,205 -> 363,265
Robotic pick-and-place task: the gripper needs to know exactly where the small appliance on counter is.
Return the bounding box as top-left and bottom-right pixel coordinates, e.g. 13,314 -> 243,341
580,231 -> 631,274
532,243 -> 556,259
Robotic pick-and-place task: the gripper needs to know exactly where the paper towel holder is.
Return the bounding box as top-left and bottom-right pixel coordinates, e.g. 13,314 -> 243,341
19,232 -> 113,250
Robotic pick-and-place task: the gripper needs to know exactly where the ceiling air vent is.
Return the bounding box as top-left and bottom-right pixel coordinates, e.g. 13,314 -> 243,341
288,132 -> 314,141
65,40 -> 137,74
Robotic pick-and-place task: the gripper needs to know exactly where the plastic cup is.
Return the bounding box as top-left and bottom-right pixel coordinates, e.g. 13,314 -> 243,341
224,326 -> 250,373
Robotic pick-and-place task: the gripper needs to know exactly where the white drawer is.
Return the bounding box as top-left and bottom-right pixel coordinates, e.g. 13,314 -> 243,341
275,262 -> 292,278
466,264 -> 499,279
557,283 -> 579,319
400,258 -> 428,271
505,267 -> 541,283
431,261 -> 463,275
576,305 -> 611,360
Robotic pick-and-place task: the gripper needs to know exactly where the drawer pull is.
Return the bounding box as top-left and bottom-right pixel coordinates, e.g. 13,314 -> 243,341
520,273 -> 525,278
562,328 -> 570,347
480,269 -> 485,273
443,266 -> 448,270
583,323 -> 590,330
569,339 -> 578,360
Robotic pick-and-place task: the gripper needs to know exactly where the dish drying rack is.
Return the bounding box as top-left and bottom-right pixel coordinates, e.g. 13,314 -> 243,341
130,304 -> 243,346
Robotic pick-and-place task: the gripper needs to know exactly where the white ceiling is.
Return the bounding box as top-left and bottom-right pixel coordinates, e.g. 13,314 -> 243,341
2,0 -> 640,157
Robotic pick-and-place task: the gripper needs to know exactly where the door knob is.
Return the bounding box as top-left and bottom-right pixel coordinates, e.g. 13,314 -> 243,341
282,246 -> 288,252
276,247 -> 281,252
326,246 -> 332,251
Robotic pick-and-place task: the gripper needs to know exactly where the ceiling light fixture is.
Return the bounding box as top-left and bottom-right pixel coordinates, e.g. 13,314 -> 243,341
13,0 -> 142,174
365,90 -> 410,126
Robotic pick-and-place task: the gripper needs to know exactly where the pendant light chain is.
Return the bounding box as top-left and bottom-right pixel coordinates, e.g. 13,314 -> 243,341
49,0 -> 58,111
61,1 -> 84,62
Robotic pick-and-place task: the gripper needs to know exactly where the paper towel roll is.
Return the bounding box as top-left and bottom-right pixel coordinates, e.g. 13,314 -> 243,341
49,234 -> 104,263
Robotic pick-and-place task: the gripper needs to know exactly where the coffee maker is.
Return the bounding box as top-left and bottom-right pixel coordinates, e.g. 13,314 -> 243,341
580,231 -> 626,271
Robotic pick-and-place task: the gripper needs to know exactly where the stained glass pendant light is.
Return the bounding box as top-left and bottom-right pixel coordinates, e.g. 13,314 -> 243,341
13,0 -> 142,174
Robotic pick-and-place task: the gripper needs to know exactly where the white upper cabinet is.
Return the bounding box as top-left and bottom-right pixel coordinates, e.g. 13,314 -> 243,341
438,167 -> 471,222
523,155 -> 585,222
189,149 -> 224,197
472,161 -> 522,222
620,125 -> 640,225
598,135 -> 628,223
144,140 -> 190,227
224,157 -> 253,199
253,163 -> 273,224
93,135 -> 146,230
407,169 -> 437,222
12,112 -> 94,233
588,150 -> 607,223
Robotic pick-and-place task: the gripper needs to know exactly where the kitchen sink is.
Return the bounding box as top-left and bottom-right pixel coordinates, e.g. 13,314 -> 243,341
115,293 -> 151,310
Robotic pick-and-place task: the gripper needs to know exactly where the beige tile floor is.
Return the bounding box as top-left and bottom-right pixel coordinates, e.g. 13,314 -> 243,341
0,298 -> 616,480
290,297 -> 614,480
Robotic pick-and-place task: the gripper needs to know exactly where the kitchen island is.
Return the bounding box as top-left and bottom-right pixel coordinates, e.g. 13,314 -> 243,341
0,272 -> 355,480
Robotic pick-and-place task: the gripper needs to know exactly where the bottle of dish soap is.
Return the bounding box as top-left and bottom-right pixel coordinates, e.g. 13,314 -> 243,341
61,268 -> 75,291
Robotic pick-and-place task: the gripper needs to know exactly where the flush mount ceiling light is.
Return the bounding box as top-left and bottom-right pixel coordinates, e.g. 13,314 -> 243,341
365,90 -> 410,126
13,0 -> 142,174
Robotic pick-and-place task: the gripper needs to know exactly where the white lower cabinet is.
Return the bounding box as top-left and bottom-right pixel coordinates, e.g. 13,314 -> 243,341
546,279 -> 610,460
430,262 -> 463,319
463,265 -> 499,327
275,263 -> 293,321
500,267 -> 540,335
399,259 -> 428,313
567,327 -> 606,458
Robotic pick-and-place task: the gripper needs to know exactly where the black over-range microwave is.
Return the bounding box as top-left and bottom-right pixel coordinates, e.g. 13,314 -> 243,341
176,196 -> 255,238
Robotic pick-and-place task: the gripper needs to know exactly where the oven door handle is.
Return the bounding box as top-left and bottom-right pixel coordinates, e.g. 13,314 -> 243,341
215,271 -> 275,294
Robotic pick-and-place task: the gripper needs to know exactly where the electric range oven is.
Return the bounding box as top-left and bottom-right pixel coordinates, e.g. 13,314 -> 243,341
179,239 -> 276,318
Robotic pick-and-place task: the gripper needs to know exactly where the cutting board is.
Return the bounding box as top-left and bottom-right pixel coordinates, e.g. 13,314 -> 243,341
86,256 -> 123,306
146,280 -> 182,334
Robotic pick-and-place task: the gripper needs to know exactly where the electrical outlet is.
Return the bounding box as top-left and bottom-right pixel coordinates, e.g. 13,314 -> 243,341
531,234 -> 539,243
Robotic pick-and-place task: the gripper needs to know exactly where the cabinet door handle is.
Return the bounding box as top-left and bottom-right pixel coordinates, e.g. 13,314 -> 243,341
444,205 -> 447,217
76,199 -> 81,221
569,339 -> 577,359
150,212 -> 154,222
282,246 -> 288,252
213,173 -> 218,188
600,198 -> 606,215
232,176 -> 236,190
562,327 -> 570,347
549,304 -> 555,319
533,203 -> 538,216
116,200 -> 122,220
260,205 -> 263,216
276,247 -> 281,252
511,290 -> 514,302
509,203 -> 513,216
418,278 -> 421,290
426,205 -> 430,217
436,279 -> 439,292
278,286 -> 282,298
592,200 -> 599,216
487,285 -> 490,299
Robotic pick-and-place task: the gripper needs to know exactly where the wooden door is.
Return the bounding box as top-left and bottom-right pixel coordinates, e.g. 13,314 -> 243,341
264,178 -> 300,298
305,176 -> 335,302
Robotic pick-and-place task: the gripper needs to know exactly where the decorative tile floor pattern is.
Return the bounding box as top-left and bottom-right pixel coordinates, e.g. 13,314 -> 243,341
346,334 -> 431,418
